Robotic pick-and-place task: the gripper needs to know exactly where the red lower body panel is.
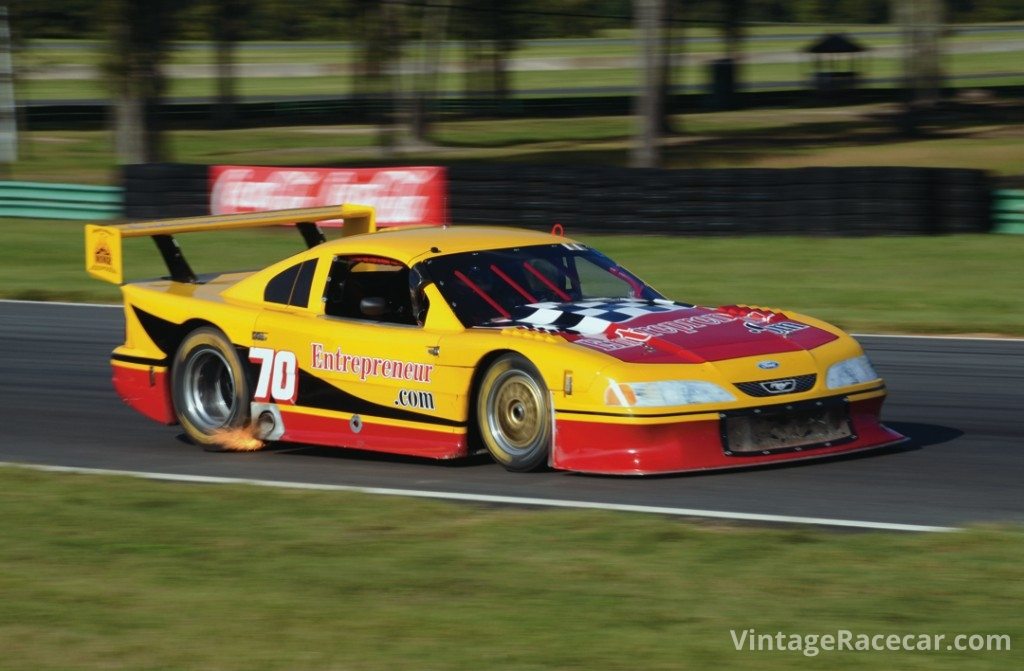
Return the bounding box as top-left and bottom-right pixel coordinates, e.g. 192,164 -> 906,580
552,396 -> 905,475
113,357 -> 898,477
278,408 -> 468,460
112,360 -> 465,457
112,363 -> 176,425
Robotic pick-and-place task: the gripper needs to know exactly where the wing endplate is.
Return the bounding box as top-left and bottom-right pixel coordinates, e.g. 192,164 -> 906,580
83,204 -> 376,285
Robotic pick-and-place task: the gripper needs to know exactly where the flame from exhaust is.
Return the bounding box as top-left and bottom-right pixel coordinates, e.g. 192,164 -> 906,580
211,425 -> 265,452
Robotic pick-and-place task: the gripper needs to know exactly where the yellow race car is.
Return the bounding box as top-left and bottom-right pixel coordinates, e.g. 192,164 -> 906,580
86,204 -> 904,475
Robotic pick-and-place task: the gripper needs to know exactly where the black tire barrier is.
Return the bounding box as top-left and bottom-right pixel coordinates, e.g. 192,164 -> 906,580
121,164 -> 209,219
121,163 -> 993,235
448,165 -> 993,235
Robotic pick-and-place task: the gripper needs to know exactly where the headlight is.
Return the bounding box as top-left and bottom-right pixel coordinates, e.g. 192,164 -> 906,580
826,355 -> 879,389
605,380 -> 735,407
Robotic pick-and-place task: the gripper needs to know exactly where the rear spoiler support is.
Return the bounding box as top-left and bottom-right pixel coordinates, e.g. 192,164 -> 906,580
85,204 -> 375,285
296,221 -> 327,249
153,235 -> 197,284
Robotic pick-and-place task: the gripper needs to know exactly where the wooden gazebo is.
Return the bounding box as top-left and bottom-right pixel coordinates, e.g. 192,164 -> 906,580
804,33 -> 868,91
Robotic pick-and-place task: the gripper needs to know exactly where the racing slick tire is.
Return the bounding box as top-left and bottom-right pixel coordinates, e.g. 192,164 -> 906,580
476,353 -> 551,472
171,327 -> 250,450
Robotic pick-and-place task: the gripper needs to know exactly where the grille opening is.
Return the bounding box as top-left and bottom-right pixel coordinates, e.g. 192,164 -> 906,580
723,402 -> 852,454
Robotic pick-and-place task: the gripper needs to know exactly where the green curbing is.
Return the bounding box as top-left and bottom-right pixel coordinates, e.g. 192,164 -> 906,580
0,181 -> 122,220
994,189 -> 1024,234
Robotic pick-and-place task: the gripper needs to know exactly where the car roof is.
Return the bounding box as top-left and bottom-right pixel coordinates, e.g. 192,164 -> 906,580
317,225 -> 572,266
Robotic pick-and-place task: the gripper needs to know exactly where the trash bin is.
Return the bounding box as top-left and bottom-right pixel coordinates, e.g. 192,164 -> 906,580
708,58 -> 736,109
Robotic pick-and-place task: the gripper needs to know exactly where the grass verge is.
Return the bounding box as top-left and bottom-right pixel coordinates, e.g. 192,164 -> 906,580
3,218 -> 1023,336
0,467 -> 1020,671
16,26 -> 1024,101
12,101 -> 1024,185
18,54 -> 1024,101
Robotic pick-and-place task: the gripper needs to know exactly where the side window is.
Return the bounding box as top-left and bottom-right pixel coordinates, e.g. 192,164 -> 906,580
264,259 -> 318,308
290,259 -> 318,308
264,263 -> 300,305
323,255 -> 419,325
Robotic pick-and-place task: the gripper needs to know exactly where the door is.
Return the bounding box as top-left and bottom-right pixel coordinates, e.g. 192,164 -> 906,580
250,254 -> 467,457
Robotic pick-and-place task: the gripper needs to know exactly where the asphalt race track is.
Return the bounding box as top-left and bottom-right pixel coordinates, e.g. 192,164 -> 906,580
2,300 -> 1022,530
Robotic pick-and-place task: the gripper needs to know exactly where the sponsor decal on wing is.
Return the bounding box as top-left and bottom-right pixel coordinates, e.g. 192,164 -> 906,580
92,241 -> 112,268
87,226 -> 120,281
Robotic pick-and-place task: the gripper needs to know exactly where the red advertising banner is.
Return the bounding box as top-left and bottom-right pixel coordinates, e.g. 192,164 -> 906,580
209,165 -> 447,226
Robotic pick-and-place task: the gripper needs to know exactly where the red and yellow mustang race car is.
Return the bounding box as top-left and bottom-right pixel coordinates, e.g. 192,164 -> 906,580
85,204 -> 904,475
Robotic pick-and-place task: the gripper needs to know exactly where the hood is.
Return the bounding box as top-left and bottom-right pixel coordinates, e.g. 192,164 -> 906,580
504,300 -> 838,364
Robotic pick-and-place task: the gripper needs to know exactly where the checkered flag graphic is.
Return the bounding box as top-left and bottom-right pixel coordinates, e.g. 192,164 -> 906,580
510,299 -> 692,335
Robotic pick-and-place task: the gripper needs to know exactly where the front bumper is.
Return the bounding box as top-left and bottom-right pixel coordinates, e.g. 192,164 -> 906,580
551,392 -> 905,475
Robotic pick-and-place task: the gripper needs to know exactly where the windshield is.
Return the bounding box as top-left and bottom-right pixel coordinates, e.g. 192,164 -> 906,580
419,243 -> 664,327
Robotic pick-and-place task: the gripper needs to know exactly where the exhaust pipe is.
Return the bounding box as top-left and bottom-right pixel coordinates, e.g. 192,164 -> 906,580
250,403 -> 285,440
257,411 -> 276,438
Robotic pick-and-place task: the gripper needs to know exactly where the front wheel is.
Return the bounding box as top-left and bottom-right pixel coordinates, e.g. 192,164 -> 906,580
476,353 -> 551,472
171,327 -> 250,449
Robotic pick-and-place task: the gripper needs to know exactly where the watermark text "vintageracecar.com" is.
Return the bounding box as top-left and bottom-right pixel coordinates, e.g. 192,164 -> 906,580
730,629 -> 1011,657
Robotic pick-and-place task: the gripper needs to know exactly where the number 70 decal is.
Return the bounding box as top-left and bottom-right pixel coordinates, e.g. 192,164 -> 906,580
249,347 -> 298,403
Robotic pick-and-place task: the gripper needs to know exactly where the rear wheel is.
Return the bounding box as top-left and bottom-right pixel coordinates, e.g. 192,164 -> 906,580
476,353 -> 551,472
171,327 -> 250,449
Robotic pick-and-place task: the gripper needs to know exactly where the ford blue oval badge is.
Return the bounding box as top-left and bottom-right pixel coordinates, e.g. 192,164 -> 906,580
757,360 -> 780,370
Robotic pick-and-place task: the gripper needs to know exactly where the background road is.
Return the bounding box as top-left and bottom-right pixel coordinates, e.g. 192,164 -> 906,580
2,300 -> 1021,529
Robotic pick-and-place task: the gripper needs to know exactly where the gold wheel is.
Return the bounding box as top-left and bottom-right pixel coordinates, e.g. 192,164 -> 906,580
476,354 -> 551,472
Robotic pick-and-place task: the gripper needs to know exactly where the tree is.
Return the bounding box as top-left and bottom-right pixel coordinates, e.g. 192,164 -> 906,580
210,0 -> 251,128
717,0 -> 745,107
409,0 -> 452,142
660,0 -> 685,133
351,0 -> 403,151
453,0 -> 530,106
103,0 -> 183,164
0,6 -> 16,171
631,0 -> 665,168
721,0 -> 746,62
894,0 -> 944,134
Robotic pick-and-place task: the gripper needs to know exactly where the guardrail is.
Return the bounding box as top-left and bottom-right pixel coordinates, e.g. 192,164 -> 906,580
994,189 -> 1024,234
0,181 -> 123,220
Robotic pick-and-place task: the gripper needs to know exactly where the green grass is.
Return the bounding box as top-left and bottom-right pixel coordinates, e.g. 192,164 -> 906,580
10,100 -> 1024,186
4,218 -> 1024,335
20,24 -> 1024,66
17,51 -> 1024,101
0,467 -> 1020,670
0,221 -> 313,303
584,234 -> 1024,336
15,26 -> 1024,101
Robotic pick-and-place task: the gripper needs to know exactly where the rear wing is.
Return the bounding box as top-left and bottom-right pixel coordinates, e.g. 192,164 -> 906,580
85,204 -> 375,285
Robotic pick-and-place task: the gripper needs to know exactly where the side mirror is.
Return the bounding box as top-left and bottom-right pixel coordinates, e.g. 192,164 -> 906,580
359,297 -> 387,318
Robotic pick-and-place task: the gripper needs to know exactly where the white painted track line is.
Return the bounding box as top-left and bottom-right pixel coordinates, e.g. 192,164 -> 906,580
852,332 -> 1024,343
1,462 -> 958,533
0,298 -> 120,309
